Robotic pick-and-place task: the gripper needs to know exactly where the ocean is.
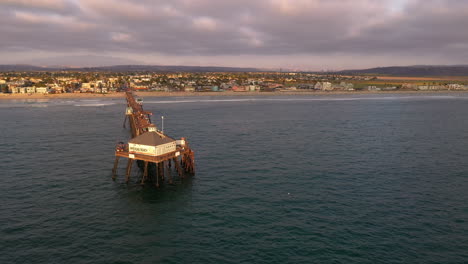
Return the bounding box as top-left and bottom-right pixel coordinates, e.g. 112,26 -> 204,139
1,94 -> 468,263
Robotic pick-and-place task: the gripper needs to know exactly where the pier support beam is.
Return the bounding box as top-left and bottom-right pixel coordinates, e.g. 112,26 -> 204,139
165,160 -> 172,184
125,159 -> 133,183
174,157 -> 184,179
155,164 -> 160,188
158,162 -> 164,181
112,156 -> 120,180
141,161 -> 148,185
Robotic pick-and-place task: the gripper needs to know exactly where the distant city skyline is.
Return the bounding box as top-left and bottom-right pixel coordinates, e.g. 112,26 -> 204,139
0,0 -> 467,70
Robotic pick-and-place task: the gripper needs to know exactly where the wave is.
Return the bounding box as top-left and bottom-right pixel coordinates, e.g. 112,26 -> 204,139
144,99 -> 259,104
74,102 -> 116,107
143,95 -> 462,104
29,104 -> 49,108
0,95 -> 463,108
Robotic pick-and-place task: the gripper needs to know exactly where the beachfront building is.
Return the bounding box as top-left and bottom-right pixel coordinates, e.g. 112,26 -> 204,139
367,86 -> 380,91
16,87 -> 49,94
401,83 -> 418,90
0,83 -> 7,93
447,84 -> 466,90
418,85 -> 444,91
231,85 -> 246,92
339,82 -> 354,91
35,87 -> 48,93
315,82 -> 333,91
184,86 -> 195,92
246,85 -> 259,91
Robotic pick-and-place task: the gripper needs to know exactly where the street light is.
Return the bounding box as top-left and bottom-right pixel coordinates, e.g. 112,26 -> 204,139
161,116 -> 164,133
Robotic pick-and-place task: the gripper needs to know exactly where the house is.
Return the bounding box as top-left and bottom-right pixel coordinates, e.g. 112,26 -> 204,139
401,83 -> 418,90
367,86 -> 380,91
315,82 -> 332,91
447,84 -> 464,90
381,86 -> 397,91
49,86 -> 64,94
0,83 -> 7,93
35,87 -> 48,93
246,85 -> 259,92
232,85 -> 246,92
184,86 -> 195,92
418,85 -> 443,91
279,86 -> 297,92
340,82 -> 354,91
26,87 -> 36,93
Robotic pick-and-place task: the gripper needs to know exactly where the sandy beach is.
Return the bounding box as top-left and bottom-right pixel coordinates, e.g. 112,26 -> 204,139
0,90 -> 467,100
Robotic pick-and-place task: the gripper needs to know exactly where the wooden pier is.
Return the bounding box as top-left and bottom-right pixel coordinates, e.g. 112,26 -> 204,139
112,91 -> 195,186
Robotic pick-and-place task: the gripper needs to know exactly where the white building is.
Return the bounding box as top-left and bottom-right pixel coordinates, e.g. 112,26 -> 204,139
247,85 -> 259,91
26,87 -> 36,93
36,87 -> 48,93
128,131 -> 177,156
447,84 -> 464,90
315,82 -> 333,91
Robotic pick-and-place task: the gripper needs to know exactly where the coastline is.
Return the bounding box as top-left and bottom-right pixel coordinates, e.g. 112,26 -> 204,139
1,90 -> 467,100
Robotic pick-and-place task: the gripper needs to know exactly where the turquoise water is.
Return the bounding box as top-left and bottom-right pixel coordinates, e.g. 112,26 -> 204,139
1,94 -> 468,263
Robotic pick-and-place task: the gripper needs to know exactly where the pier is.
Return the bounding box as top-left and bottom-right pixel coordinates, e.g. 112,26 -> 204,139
112,91 -> 195,186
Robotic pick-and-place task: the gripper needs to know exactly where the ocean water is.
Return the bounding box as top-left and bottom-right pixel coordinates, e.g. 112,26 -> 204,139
1,94 -> 468,263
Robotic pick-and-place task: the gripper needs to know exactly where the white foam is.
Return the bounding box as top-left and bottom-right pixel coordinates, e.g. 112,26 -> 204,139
74,102 -> 116,107
142,95 -> 463,104
145,98 -> 260,104
29,104 -> 48,108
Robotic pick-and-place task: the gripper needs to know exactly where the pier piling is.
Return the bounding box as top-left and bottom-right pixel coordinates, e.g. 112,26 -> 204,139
125,159 -> 133,183
112,156 -> 120,180
141,161 -> 149,185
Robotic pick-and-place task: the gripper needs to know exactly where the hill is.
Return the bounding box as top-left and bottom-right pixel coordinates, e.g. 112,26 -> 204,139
0,64 -> 260,73
0,64 -> 56,72
337,65 -> 468,76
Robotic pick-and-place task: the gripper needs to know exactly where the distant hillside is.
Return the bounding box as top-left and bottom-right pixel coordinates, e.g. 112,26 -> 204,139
0,64 -> 56,72
79,65 -> 260,72
337,65 -> 468,76
24,55 -> 141,68
0,64 -> 260,72
3,64 -> 467,75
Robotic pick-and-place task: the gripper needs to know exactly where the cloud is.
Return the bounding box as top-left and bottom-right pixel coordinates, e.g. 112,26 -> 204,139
1,0 -> 468,69
13,10 -> 95,31
192,16 -> 218,32
0,0 -> 68,11
239,27 -> 264,47
111,32 -> 132,42
78,0 -> 152,20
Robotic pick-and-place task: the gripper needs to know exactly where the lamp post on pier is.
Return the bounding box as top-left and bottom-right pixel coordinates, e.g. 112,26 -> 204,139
161,116 -> 164,133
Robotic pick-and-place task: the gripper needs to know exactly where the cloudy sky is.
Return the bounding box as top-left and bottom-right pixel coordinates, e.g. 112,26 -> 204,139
0,0 -> 467,69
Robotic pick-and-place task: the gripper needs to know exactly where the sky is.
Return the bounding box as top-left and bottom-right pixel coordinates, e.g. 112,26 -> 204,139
0,0 -> 467,70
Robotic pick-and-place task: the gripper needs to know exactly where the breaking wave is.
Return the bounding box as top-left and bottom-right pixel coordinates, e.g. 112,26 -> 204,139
143,95 -> 461,104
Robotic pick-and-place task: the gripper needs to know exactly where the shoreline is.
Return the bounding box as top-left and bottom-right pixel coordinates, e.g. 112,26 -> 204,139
1,90 -> 468,100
